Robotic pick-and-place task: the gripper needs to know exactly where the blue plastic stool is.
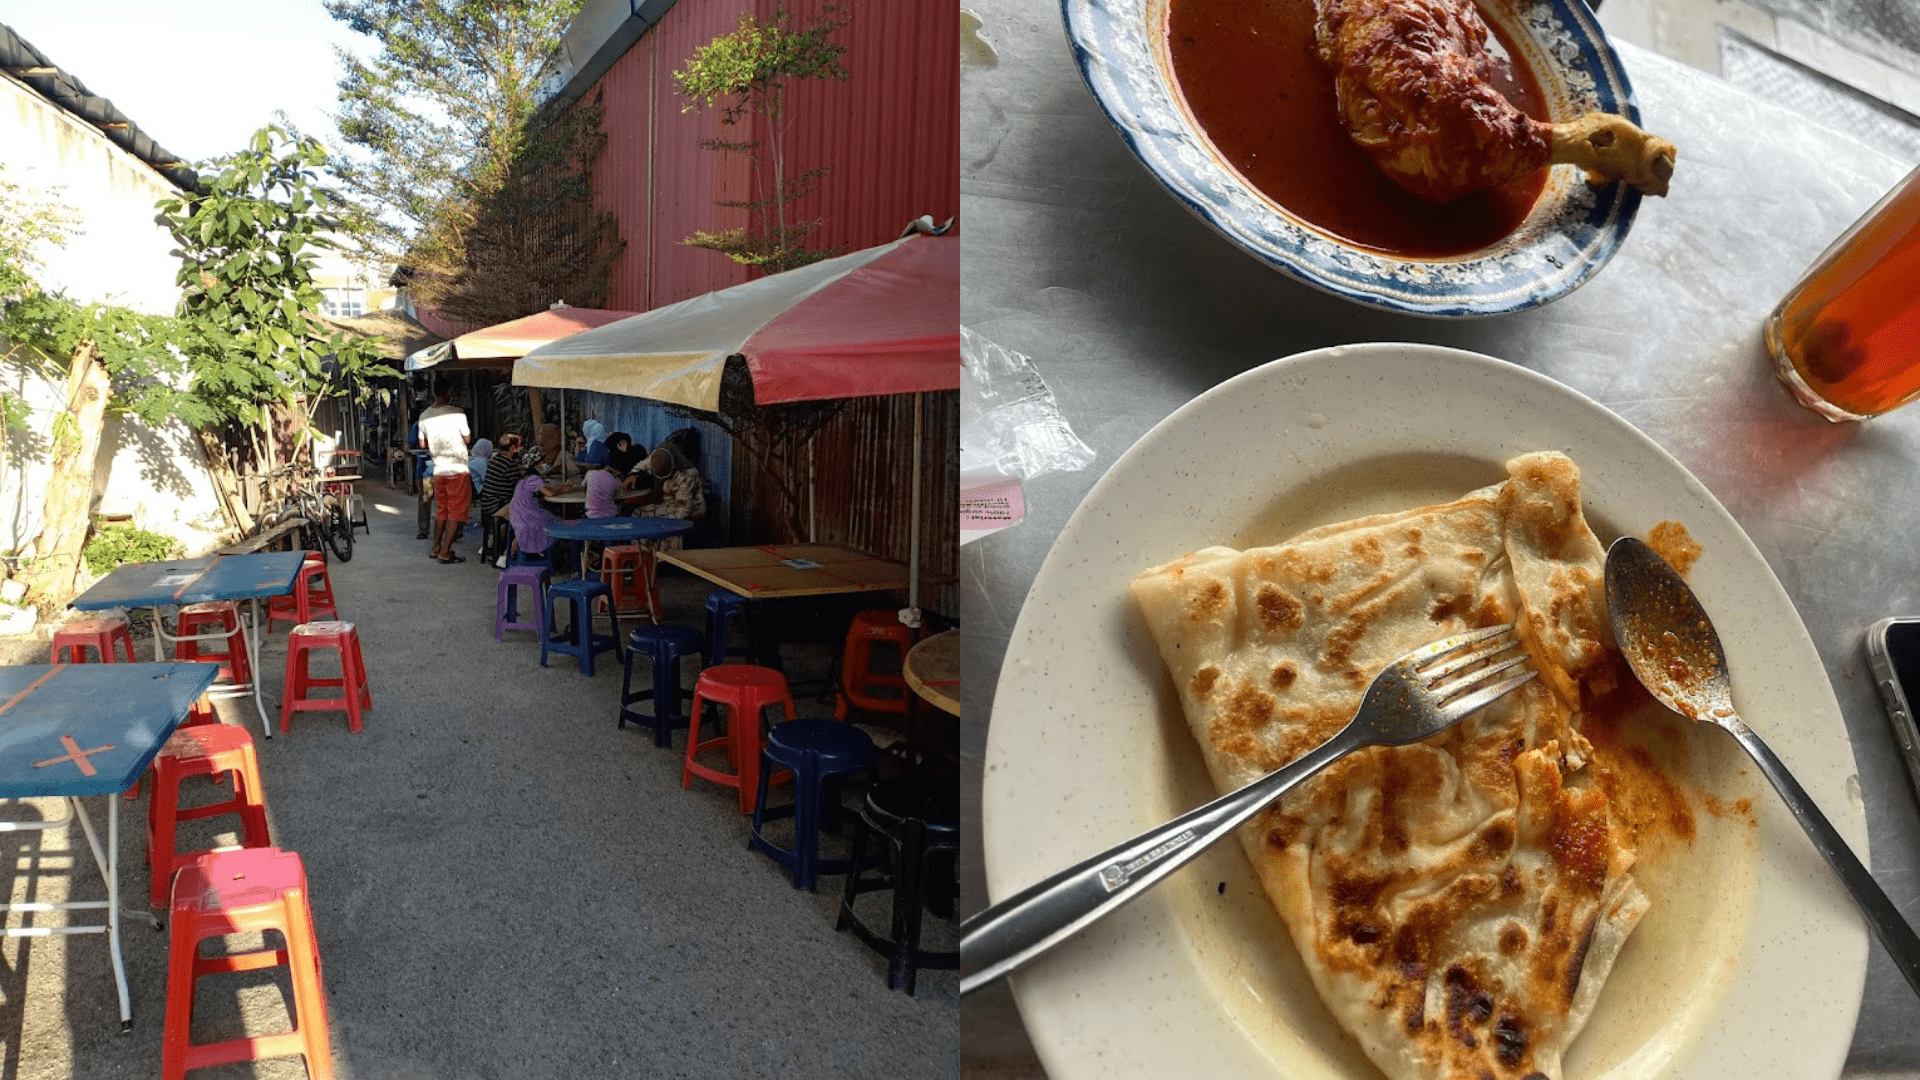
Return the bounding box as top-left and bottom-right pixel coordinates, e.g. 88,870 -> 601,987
750,719 -> 879,891
704,589 -> 762,667
541,578 -> 621,675
619,623 -> 703,746
495,564 -> 549,641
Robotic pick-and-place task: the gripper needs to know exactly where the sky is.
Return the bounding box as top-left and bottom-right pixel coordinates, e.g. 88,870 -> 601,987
0,0 -> 367,167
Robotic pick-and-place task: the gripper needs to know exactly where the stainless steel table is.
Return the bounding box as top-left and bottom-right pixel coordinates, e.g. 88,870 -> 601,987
959,7 -> 1920,1076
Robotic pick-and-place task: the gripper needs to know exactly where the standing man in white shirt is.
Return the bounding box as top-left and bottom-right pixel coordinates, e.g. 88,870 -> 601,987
416,376 -> 472,564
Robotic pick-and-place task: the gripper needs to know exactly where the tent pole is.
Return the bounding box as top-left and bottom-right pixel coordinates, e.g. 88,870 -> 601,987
906,392 -> 923,626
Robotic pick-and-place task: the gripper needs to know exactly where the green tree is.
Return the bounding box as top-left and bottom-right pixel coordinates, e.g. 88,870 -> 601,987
675,4 -> 851,273
324,0 -> 610,323
0,128 -> 383,605
157,127 -> 386,464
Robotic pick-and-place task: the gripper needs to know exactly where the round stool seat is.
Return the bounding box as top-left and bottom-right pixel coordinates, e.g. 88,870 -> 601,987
698,663 -> 787,693
867,776 -> 959,835
628,623 -> 702,652
766,719 -> 877,770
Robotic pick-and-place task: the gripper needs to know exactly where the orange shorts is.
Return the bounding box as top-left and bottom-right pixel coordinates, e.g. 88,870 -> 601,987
433,474 -> 472,522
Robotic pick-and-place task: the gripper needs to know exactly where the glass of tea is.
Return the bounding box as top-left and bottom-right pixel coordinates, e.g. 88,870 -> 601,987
1766,163 -> 1920,421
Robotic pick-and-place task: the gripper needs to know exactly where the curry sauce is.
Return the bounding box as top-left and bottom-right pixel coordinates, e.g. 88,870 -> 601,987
1165,0 -> 1550,256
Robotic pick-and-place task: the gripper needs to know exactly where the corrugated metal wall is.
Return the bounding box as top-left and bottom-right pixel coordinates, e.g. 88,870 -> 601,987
574,390 -> 734,544
573,0 -> 959,617
586,0 -> 961,311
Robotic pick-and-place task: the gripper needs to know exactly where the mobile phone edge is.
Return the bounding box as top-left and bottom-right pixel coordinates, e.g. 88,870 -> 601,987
1864,617 -> 1920,811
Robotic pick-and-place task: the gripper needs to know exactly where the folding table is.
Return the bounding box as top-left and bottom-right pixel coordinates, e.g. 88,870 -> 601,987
70,551 -> 308,738
654,544 -> 915,685
0,662 -> 219,1030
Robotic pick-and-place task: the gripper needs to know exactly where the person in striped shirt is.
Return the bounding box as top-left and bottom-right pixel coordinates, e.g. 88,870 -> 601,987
477,432 -> 539,564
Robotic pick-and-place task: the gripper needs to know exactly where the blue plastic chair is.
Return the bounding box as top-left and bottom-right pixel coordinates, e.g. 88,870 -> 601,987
750,719 -> 878,891
541,578 -> 621,675
619,623 -> 703,746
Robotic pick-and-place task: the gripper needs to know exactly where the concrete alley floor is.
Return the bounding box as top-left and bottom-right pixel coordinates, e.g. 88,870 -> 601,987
0,479 -> 957,1079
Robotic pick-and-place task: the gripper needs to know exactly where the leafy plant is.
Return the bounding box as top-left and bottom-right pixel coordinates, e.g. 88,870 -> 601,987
82,524 -> 181,577
158,127 -> 386,441
674,5 -> 850,273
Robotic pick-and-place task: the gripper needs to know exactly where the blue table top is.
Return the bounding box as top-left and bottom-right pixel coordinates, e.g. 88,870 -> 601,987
70,550 -> 308,611
544,517 -> 695,543
0,663 -> 218,796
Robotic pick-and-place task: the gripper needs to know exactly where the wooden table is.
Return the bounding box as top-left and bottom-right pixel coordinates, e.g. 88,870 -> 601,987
904,629 -> 959,715
654,544 -> 912,599
0,662 -> 219,1030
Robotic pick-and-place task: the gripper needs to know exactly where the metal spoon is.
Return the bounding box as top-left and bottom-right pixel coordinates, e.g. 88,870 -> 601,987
1604,535 -> 1920,996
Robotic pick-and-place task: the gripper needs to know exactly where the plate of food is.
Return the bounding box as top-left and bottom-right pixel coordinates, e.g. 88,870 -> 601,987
1063,0 -> 1676,316
981,342 -> 1866,1080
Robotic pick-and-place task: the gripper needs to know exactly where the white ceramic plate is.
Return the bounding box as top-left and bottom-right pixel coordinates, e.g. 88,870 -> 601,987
982,343 -> 1867,1080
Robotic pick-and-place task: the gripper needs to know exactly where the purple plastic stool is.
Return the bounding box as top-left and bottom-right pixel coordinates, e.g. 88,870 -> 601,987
496,564 -> 549,641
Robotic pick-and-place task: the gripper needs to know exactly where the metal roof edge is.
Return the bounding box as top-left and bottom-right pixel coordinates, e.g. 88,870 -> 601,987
536,0 -> 679,114
0,22 -> 199,192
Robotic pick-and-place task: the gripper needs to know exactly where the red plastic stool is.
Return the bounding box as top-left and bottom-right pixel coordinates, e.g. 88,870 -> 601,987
126,693 -> 222,802
50,619 -> 137,664
683,665 -> 796,813
834,610 -> 913,718
280,621 -> 370,734
174,602 -> 252,687
267,553 -> 338,632
601,545 -> 654,618
162,847 -> 333,1080
146,723 -> 272,908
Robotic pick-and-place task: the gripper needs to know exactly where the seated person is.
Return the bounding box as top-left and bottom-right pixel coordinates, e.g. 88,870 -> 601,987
507,472 -> 574,570
531,423 -> 580,482
630,430 -> 706,553
606,431 -> 645,477
580,441 -> 622,520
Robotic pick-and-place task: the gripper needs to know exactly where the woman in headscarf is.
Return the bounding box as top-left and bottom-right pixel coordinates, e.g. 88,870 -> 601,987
632,429 -> 706,552
468,438 -> 492,494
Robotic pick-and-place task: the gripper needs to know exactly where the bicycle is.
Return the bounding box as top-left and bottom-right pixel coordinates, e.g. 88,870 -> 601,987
256,462 -> 353,563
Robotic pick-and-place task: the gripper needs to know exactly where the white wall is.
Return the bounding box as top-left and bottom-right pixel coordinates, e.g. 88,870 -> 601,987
1,71 -> 232,557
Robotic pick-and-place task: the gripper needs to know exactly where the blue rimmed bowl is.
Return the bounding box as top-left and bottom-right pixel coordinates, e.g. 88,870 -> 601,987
1063,0 -> 1648,317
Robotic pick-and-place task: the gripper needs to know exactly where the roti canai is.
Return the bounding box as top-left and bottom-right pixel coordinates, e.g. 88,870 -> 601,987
1129,452 -> 1643,1080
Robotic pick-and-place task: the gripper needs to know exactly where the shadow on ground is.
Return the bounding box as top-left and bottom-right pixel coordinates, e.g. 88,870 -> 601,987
0,480 -> 957,1079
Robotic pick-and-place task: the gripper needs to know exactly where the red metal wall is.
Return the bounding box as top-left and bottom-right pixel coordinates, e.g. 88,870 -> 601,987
585,0 -> 960,311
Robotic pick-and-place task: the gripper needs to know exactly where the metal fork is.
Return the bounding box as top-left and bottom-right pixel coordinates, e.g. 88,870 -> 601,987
959,623 -> 1537,996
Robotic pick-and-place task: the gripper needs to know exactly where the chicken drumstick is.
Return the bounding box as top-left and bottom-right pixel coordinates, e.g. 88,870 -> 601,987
1316,0 -> 1676,203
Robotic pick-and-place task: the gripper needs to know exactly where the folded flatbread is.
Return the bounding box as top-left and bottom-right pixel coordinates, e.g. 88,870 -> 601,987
1130,452 -> 1644,1080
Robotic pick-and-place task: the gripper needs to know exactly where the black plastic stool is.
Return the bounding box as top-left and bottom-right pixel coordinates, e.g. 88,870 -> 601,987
619,624 -> 703,746
836,774 -> 959,994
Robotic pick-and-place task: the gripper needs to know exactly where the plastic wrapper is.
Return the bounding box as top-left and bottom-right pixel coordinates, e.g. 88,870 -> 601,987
960,326 -> 1095,480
